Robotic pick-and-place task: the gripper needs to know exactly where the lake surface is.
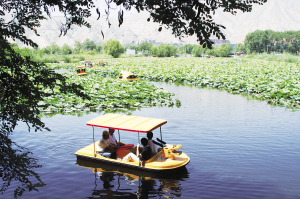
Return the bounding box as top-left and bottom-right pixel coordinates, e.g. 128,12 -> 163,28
4,82 -> 300,199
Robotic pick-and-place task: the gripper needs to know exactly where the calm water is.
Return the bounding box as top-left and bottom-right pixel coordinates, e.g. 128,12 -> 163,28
4,82 -> 300,199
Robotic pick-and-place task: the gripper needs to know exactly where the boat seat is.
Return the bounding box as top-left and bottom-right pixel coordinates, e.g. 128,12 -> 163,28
96,145 -> 111,158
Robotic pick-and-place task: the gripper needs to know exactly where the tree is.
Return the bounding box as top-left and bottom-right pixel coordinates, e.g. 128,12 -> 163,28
49,42 -> 61,54
61,43 -> 72,55
82,39 -> 97,51
103,39 -> 124,58
157,44 -> 177,57
234,43 -> 246,54
139,41 -> 153,54
95,44 -> 103,52
1,1 -> 92,197
73,42 -> 83,54
216,43 -> 231,57
192,45 -> 206,57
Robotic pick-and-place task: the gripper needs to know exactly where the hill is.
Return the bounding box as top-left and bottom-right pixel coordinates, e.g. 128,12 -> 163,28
13,0 -> 300,48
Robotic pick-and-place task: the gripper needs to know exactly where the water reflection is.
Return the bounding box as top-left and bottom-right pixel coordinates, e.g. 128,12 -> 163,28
77,159 -> 188,199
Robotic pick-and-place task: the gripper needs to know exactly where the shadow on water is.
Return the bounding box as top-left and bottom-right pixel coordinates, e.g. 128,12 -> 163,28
77,159 -> 189,199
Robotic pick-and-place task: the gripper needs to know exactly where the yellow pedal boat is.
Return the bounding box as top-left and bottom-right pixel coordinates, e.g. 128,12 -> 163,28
75,114 -> 190,172
118,71 -> 137,82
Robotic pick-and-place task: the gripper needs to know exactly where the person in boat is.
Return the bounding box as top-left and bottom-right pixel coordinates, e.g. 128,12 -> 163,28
108,128 -> 117,146
108,128 -> 125,146
147,131 -> 158,156
99,130 -> 117,155
122,138 -> 151,167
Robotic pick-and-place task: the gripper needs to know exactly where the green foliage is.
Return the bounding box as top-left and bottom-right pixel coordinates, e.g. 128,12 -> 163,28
103,39 -> 124,58
234,43 -> 246,54
96,44 -> 103,52
82,38 -> 97,51
192,45 -> 205,57
139,41 -> 153,54
178,44 -> 194,54
216,43 -> 231,57
49,42 -> 61,54
73,42 -> 83,54
61,43 -> 72,55
66,57 -> 300,109
38,72 -> 178,115
245,30 -> 300,54
157,44 -> 177,57
128,45 -> 140,52
1,0 -> 94,196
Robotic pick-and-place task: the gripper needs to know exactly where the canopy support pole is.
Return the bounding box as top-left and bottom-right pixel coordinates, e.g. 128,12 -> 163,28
118,129 -> 120,147
160,127 -> 162,140
93,126 -> 96,157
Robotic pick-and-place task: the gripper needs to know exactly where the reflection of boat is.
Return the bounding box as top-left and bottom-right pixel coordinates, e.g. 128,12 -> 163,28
118,71 -> 137,82
75,114 -> 190,172
77,159 -> 188,198
75,66 -> 87,76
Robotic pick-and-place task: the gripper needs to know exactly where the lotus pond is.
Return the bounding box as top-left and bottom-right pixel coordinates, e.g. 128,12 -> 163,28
38,72 -> 180,116
49,57 -> 300,109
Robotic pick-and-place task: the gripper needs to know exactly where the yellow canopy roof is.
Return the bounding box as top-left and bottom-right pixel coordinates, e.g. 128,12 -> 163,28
86,114 -> 167,133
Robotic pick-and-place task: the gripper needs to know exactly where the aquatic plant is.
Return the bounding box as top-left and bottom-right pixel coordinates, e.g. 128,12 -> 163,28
49,57 -> 300,109
38,72 -> 177,116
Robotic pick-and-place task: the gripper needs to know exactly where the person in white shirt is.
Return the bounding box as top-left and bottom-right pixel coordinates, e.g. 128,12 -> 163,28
147,131 -> 158,156
98,130 -> 117,154
108,128 -> 118,146
108,128 -> 125,147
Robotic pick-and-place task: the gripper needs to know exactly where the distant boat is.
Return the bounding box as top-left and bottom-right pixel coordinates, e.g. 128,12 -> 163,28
75,65 -> 87,76
118,71 -> 137,82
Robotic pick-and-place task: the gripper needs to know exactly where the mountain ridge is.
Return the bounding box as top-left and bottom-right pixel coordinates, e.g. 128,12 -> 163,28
12,0 -> 300,48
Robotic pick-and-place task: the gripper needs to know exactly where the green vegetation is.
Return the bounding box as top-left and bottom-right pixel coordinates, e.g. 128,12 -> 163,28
103,39 -> 124,58
244,30 -> 300,54
38,72 -> 179,116
51,57 -> 300,109
243,53 -> 300,64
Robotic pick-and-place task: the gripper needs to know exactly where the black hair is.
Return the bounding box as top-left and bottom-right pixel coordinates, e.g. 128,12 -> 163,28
147,131 -> 153,139
141,138 -> 148,146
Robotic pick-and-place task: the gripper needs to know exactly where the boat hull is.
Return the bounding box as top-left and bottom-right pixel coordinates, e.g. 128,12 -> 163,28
75,142 -> 190,173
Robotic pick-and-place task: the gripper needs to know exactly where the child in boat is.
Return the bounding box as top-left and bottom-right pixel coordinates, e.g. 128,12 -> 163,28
122,138 -> 151,167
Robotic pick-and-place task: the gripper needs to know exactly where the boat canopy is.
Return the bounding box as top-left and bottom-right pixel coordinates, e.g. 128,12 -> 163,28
86,114 -> 167,133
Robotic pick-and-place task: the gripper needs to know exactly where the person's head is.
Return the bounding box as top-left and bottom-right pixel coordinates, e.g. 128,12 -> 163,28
109,128 -> 115,135
102,130 -> 109,140
141,138 -> 148,146
147,131 -> 153,139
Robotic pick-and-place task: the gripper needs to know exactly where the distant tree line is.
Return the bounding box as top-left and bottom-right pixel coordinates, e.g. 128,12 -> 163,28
11,39 -> 233,61
127,41 -> 232,58
237,30 -> 300,54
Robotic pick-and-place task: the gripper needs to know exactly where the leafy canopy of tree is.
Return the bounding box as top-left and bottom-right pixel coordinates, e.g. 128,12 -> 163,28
1,0 -> 92,196
245,30 -> 300,54
103,39 -> 124,58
